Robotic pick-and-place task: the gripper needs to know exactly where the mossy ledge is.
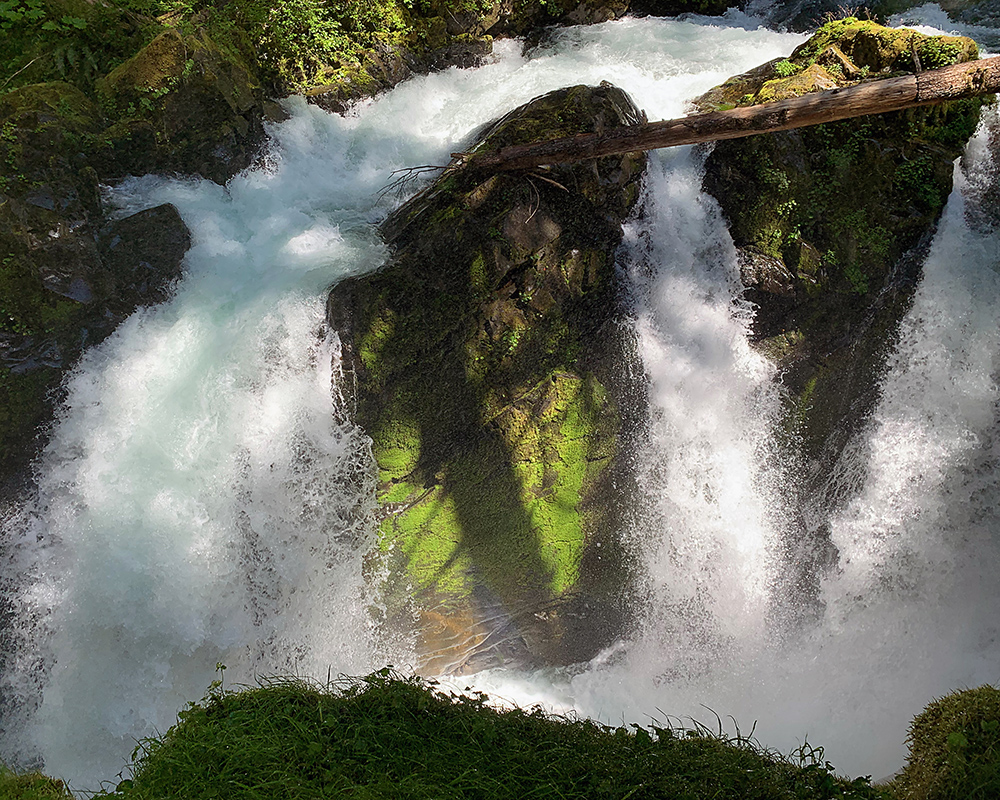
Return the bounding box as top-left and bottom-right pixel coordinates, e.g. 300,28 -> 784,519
5,672 -> 998,799
696,19 -> 990,611
327,84 -> 646,672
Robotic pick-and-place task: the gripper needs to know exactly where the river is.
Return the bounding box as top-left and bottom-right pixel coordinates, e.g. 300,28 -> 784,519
1,6 -> 997,792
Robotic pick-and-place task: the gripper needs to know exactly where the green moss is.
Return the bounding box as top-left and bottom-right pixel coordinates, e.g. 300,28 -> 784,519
893,685 -> 1000,800
519,374 -> 613,594
704,19 -> 981,112
358,309 -> 396,377
0,764 -> 74,799
753,64 -> 838,105
701,17 -> 987,472
391,485 -> 472,596
373,416 -> 421,483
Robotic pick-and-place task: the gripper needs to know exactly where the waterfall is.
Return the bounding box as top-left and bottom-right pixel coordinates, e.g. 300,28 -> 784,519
2,9 -> 998,791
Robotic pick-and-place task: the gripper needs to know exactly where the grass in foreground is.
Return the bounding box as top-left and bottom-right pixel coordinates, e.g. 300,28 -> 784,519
92,668 -> 886,800
0,765 -> 72,800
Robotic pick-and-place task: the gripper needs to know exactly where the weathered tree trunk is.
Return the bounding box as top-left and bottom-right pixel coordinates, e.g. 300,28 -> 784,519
465,57 -> 1000,172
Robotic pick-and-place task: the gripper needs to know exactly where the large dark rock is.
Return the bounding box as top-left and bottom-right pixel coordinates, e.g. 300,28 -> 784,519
0,80 -> 191,491
327,84 -> 646,672
94,28 -> 268,184
697,19 -> 986,618
0,201 -> 189,493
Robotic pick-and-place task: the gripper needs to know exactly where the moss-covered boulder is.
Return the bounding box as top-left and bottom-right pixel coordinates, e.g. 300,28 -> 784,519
327,84 -> 645,672
893,685 -> 1000,800
95,27 -> 267,183
696,19 -> 986,602
0,82 -> 190,490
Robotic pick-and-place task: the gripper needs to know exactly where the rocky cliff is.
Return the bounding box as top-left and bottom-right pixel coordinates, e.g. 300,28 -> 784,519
697,18 -> 988,616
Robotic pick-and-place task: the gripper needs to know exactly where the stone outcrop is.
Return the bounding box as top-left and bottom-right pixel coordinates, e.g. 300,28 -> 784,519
94,28 -> 268,184
0,83 -> 190,491
304,0 -> 632,112
327,84 -> 646,672
696,18 -> 986,612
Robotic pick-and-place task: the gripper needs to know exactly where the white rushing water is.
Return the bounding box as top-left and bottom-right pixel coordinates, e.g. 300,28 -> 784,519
466,109 -> 1000,782
1,8 -> 998,791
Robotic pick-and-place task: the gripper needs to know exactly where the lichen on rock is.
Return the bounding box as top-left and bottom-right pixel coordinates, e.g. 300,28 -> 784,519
327,83 -> 646,672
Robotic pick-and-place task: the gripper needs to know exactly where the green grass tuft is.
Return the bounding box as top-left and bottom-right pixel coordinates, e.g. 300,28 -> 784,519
0,765 -> 73,800
93,668 -> 889,800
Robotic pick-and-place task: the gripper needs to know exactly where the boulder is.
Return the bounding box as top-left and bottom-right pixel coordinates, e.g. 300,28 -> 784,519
327,84 -> 646,671
0,81 -> 191,490
95,28 -> 267,183
697,19 -> 986,615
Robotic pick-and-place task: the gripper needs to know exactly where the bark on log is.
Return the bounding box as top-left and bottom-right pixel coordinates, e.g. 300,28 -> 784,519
465,57 -> 1000,172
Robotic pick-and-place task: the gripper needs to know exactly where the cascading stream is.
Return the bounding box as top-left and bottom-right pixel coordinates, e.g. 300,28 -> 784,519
1,7 -> 997,791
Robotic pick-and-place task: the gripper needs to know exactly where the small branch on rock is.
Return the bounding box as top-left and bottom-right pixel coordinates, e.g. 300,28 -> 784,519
377,165 -> 449,202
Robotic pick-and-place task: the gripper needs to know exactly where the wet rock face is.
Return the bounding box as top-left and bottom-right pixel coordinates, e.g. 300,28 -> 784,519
697,19 -> 986,617
327,84 -> 646,672
0,83 -> 191,490
95,28 -> 267,184
699,20 -> 983,467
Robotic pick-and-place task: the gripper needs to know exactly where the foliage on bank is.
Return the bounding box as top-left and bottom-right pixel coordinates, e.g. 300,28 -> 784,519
95,669 -> 889,800
4,675 -> 1000,799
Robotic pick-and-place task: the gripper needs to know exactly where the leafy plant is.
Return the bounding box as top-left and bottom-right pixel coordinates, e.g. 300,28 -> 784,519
774,59 -> 801,78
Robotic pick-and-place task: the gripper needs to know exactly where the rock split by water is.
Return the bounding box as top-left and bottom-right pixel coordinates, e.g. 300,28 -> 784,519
696,18 -> 986,615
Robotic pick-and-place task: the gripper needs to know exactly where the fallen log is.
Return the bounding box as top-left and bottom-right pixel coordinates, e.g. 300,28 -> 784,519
464,57 -> 1000,172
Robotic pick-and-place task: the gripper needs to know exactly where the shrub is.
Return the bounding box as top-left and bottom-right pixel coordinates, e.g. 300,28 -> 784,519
894,685 -> 1000,800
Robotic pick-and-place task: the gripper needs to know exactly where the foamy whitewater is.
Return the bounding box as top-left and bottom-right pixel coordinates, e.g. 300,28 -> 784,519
1,8 -> 998,792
